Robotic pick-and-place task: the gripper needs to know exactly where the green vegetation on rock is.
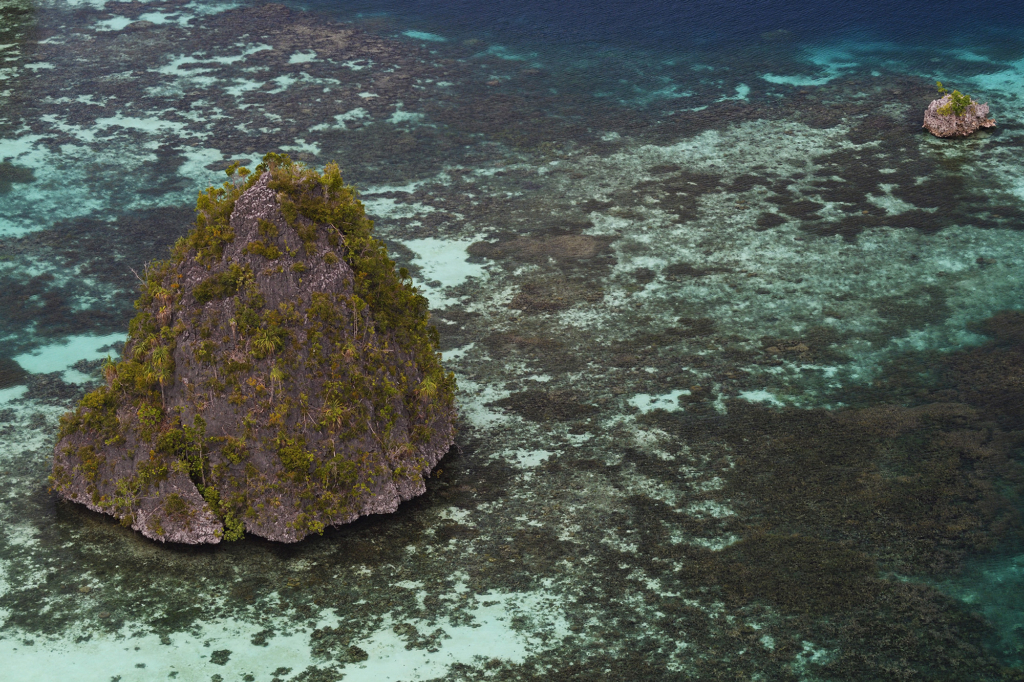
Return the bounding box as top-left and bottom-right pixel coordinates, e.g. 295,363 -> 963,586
935,81 -> 974,117
51,153 -> 457,544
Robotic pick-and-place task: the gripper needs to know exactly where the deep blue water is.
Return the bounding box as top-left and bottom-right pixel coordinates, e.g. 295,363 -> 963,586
306,0 -> 1024,52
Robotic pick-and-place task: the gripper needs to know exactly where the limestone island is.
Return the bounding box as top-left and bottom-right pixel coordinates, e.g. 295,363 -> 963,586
51,155 -> 457,544
923,81 -> 995,138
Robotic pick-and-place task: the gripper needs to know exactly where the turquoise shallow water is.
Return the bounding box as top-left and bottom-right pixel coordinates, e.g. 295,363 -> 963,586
3,0 -> 1024,679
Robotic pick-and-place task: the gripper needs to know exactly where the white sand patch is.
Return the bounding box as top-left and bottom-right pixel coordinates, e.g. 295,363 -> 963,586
404,238 -> 486,289
176,147 -> 258,190
282,72 -> 339,92
737,389 -> 785,406
361,196 -> 434,220
629,390 -> 688,413
13,333 -> 125,384
402,238 -> 487,309
625,469 -> 682,507
454,377 -> 510,430
688,535 -> 740,551
153,54 -> 215,77
441,343 -> 475,364
630,425 -> 677,461
216,43 -> 274,62
402,31 -> 447,43
0,618 -> 319,682
154,44 -> 273,84
388,103 -> 425,126
184,0 -> 242,14
969,56 -> 1024,100
342,591 -> 570,680
393,580 -> 423,590
267,73 -> 297,92
763,44 -> 860,86
138,11 -> 195,27
288,50 -> 318,64
631,82 -> 693,104
685,500 -> 736,519
762,70 -> 840,87
38,114 -> 99,142
555,118 -> 1024,403
93,16 -> 133,31
717,83 -> 750,101
308,107 -> 369,132
281,138 -> 321,156
94,114 -> 186,136
339,59 -> 372,71
480,45 -> 537,63
953,50 -> 993,63
3,522 -> 42,548
0,387 -> 28,405
0,564 -> 9,626
508,448 -> 552,468
224,78 -> 264,98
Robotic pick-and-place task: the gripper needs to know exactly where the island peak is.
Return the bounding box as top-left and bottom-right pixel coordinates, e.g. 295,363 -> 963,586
51,154 -> 457,544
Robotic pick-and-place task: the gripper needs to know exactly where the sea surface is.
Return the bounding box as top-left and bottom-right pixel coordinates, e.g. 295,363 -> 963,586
2,0 -> 1024,679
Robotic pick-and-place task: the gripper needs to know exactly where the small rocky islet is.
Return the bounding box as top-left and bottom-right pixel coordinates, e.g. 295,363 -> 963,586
50,155 -> 457,544
923,82 -> 996,138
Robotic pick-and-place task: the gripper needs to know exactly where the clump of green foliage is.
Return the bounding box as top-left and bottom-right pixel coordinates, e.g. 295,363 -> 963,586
193,263 -> 251,304
935,81 -> 974,117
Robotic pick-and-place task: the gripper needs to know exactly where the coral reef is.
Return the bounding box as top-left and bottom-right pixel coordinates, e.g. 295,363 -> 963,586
5,0 -> 1024,674
50,155 -> 457,543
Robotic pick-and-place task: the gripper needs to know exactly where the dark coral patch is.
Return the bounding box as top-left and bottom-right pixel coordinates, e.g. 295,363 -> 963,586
809,176 -> 871,205
754,212 -> 787,230
720,402 -> 1023,576
945,311 -> 1024,430
696,534 -> 878,615
663,262 -> 731,278
730,173 -> 773,193
770,195 -> 824,219
468,233 -> 612,263
0,357 -> 28,390
490,389 -> 598,422
509,276 -> 604,312
0,162 -> 34,193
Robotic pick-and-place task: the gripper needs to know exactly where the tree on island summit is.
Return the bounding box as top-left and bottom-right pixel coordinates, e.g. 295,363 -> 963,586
935,81 -> 974,117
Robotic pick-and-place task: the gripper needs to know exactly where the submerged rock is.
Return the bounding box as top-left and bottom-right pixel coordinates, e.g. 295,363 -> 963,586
51,155 -> 457,543
922,93 -> 995,138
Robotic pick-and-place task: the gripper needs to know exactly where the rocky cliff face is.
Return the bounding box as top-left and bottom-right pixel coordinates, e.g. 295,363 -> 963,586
923,94 -> 996,138
51,156 -> 457,543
